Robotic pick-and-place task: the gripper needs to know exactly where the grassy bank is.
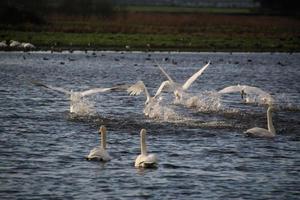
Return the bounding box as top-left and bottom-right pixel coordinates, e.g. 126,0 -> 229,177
1,30 -> 298,52
0,11 -> 299,52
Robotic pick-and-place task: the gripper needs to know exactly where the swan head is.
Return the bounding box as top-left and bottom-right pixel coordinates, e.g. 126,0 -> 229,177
140,128 -> 146,136
267,106 -> 275,112
240,90 -> 246,100
174,90 -> 182,100
99,125 -> 107,134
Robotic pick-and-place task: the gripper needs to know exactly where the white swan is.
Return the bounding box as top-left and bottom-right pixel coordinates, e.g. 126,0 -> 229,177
127,80 -> 166,116
156,61 -> 210,100
218,84 -> 274,104
86,125 -> 111,161
244,106 -> 276,138
135,129 -> 157,168
21,42 -> 35,49
0,41 -> 7,48
127,80 -> 166,104
9,40 -> 21,48
32,80 -> 125,113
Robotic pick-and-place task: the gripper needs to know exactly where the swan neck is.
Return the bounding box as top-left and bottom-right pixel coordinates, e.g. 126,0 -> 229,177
141,131 -> 147,155
101,130 -> 106,149
267,108 -> 276,134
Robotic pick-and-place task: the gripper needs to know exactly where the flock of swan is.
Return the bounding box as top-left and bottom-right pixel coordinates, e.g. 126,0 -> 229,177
33,61 -> 277,168
0,40 -> 35,49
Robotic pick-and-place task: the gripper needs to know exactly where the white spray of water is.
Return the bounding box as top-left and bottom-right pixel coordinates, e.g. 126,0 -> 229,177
70,94 -> 96,116
184,91 -> 222,112
143,98 -> 180,121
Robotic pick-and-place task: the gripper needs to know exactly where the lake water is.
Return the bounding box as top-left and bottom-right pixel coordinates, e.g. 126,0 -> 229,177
0,51 -> 299,199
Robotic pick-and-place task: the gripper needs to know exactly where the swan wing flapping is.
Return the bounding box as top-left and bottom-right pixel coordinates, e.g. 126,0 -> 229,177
80,87 -> 114,97
218,85 -> 268,96
157,63 -> 175,83
127,81 -> 151,101
182,61 -> 210,91
154,80 -> 172,98
31,80 -> 71,95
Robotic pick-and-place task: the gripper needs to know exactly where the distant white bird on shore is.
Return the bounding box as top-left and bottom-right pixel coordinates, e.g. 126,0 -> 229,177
244,106 -> 276,138
156,61 -> 210,101
32,80 -> 127,114
218,84 -> 274,104
135,129 -> 157,168
86,125 -> 111,161
21,42 -> 35,49
0,40 -> 7,48
9,40 -> 21,48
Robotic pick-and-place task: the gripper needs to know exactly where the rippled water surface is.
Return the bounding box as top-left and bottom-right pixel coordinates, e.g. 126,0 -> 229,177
0,51 -> 299,199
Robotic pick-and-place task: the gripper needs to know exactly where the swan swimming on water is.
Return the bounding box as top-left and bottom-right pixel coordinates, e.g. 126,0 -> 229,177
86,125 -> 111,161
135,129 -> 157,168
244,106 -> 276,138
156,61 -> 210,101
218,84 -> 274,105
32,81 -> 126,114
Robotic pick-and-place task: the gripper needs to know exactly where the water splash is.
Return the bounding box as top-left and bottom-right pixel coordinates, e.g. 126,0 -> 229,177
184,91 -> 222,112
273,93 -> 300,111
144,100 -> 180,121
70,97 -> 96,116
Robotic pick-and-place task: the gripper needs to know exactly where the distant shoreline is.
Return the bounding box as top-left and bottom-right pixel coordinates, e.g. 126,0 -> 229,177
0,45 -> 298,53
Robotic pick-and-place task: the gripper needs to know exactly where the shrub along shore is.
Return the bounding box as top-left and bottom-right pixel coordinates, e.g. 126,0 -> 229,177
1,11 -> 299,52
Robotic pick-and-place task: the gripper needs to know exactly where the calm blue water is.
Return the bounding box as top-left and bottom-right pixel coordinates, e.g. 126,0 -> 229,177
0,51 -> 299,199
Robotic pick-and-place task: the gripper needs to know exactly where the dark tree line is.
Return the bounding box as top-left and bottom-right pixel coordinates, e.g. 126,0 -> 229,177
255,0 -> 299,15
0,0 -> 115,25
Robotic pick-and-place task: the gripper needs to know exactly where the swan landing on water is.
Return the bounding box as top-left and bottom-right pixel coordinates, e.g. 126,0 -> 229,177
86,125 -> 111,161
218,84 -> 274,105
156,61 -> 210,101
127,80 -> 165,117
135,129 -> 158,168
32,80 -> 127,114
244,106 -> 276,138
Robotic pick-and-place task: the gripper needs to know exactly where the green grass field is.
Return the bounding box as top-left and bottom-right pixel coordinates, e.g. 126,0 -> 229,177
1,30 -> 298,52
0,7 -> 299,52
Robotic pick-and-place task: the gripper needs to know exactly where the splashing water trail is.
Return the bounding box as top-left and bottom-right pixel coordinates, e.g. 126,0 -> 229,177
185,91 -> 222,112
70,97 -> 96,116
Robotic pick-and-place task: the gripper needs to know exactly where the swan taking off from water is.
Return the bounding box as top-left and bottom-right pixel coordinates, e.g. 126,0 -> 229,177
127,80 -> 166,117
32,81 -> 126,113
244,106 -> 276,138
218,84 -> 274,105
156,61 -> 210,100
135,129 -> 157,168
86,125 -> 111,161
127,80 -> 165,105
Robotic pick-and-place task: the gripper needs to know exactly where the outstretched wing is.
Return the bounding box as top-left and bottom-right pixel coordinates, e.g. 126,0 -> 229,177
127,81 -> 146,95
127,81 -> 150,103
182,61 -> 210,91
218,85 -> 244,94
218,85 -> 270,96
80,87 -> 113,97
154,80 -> 171,98
156,63 -> 174,83
81,84 -> 130,97
31,80 -> 70,94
